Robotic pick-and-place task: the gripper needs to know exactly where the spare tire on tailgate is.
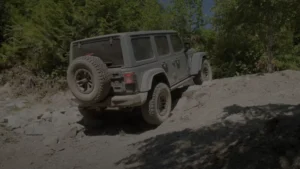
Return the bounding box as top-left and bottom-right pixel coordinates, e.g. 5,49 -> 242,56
67,56 -> 111,104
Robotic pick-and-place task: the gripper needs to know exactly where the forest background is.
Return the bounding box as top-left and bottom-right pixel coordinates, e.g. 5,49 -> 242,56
1,0 -> 300,79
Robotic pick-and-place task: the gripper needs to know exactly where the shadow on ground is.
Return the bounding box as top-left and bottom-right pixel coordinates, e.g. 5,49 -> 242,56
116,103 -> 300,169
78,87 -> 189,136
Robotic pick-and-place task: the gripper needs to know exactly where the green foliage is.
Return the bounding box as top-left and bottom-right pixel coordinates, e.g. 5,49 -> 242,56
1,0 -> 300,79
0,0 -> 6,44
0,0 -> 170,75
166,0 -> 203,36
272,54 -> 300,71
210,0 -> 300,76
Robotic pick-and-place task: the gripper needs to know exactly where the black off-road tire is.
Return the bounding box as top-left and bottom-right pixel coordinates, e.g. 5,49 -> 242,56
67,56 -> 111,104
194,59 -> 213,85
141,83 -> 172,126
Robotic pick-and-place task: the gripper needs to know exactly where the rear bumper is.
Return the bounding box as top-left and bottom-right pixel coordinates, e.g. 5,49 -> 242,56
73,92 -> 148,108
110,93 -> 148,107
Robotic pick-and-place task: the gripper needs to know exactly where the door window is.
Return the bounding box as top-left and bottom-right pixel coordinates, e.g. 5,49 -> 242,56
131,37 -> 154,61
154,36 -> 170,56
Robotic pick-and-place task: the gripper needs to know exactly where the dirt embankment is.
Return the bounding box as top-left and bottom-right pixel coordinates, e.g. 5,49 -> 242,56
1,70 -> 300,169
0,66 -> 67,99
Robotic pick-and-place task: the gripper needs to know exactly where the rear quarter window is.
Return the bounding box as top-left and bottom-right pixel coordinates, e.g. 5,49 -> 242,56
170,34 -> 183,52
131,36 -> 154,61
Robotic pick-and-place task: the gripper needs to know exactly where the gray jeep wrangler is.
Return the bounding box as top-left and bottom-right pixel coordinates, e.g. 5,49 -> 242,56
67,30 -> 212,126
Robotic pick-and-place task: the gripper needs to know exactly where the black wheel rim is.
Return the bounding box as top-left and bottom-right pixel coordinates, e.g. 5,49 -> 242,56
157,90 -> 168,116
75,69 -> 94,94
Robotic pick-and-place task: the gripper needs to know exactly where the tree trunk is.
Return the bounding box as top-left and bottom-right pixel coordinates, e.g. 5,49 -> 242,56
266,45 -> 274,73
266,27 -> 274,73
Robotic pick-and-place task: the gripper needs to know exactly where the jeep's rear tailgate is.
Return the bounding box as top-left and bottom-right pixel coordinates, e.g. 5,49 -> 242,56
71,36 -> 124,68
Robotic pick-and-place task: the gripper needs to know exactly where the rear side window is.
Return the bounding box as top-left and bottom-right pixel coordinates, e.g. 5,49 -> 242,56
131,37 -> 154,61
170,34 -> 183,52
154,36 -> 170,56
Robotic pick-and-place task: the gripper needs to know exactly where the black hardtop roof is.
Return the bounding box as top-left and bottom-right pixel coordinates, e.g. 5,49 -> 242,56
72,30 -> 177,43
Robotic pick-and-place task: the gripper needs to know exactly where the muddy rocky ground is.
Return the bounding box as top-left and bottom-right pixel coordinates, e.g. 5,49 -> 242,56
1,70 -> 300,169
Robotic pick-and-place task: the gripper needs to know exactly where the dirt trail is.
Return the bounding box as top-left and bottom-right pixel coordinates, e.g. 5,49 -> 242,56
1,70 -> 300,169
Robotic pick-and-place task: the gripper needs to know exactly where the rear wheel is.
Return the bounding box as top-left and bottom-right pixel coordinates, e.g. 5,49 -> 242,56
194,59 -> 212,85
67,56 -> 111,104
141,83 -> 172,126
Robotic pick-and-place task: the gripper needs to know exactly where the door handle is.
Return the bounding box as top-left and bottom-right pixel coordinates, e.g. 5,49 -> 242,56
172,60 -> 176,66
172,59 -> 180,67
174,59 -> 180,67
162,62 -> 168,72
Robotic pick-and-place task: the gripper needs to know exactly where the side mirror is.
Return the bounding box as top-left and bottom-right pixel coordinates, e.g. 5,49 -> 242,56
184,42 -> 191,52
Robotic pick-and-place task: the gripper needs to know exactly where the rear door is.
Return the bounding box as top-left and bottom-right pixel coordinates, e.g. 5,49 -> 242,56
169,34 -> 189,82
154,35 -> 177,85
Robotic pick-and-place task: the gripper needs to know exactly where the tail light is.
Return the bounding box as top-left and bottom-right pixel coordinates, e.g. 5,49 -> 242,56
85,53 -> 94,56
123,72 -> 136,93
123,72 -> 136,84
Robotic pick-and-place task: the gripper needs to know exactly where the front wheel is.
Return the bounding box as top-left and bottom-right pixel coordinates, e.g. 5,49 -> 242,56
141,83 -> 172,126
194,59 -> 213,85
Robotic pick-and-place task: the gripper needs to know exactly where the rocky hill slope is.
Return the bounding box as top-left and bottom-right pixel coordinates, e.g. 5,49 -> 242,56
1,70 -> 300,169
